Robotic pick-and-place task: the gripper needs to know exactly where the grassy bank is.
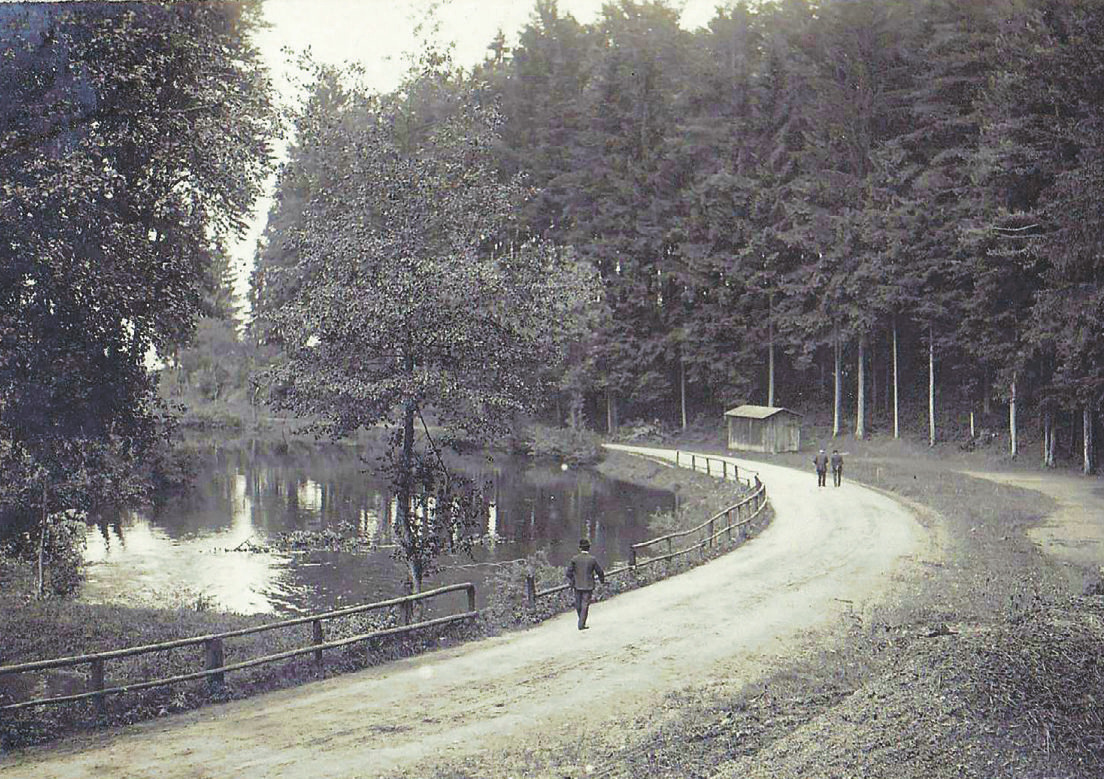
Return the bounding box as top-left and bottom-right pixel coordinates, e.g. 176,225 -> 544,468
421,432 -> 1104,779
0,445 -> 762,752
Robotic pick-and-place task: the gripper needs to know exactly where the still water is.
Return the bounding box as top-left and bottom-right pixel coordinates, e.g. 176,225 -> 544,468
82,444 -> 674,615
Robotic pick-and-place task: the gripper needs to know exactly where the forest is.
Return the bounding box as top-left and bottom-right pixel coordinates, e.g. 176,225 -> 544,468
250,0 -> 1104,472
6,0 -> 1104,591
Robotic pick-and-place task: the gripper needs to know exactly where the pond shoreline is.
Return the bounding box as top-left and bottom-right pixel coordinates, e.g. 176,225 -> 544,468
0,441 -> 746,751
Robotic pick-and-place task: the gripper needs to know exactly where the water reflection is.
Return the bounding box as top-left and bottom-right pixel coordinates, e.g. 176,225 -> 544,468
81,444 -> 673,616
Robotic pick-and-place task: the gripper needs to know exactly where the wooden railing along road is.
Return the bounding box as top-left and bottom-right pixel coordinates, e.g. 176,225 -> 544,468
525,449 -> 768,605
0,583 -> 477,714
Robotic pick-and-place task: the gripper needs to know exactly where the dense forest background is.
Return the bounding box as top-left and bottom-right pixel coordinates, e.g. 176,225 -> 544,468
243,0 -> 1104,468
8,0 -> 1104,584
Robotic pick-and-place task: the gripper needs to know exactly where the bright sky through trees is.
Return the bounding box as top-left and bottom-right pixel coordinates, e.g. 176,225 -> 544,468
228,0 -> 723,310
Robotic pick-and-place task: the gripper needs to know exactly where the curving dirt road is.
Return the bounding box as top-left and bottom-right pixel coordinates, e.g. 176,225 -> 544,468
1,449 -> 930,779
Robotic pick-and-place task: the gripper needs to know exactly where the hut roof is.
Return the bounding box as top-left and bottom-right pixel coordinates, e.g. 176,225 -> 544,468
724,404 -> 802,419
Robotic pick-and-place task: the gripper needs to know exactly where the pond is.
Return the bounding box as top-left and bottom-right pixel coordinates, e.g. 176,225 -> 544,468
81,443 -> 675,615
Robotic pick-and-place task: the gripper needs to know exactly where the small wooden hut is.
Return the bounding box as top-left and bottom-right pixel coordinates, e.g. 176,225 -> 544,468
724,405 -> 802,453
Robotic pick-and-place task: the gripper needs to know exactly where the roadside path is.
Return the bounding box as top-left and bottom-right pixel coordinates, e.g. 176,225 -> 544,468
962,469 -> 1104,582
1,449 -> 929,779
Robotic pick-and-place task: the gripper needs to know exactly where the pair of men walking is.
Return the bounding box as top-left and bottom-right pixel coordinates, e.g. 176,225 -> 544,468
814,448 -> 844,487
565,538 -> 605,630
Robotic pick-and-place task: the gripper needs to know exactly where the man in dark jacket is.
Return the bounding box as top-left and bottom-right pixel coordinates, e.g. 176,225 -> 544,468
831,449 -> 844,487
565,538 -> 605,630
813,449 -> 829,487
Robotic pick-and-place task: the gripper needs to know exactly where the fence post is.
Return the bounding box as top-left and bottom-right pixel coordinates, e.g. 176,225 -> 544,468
706,458 -> 711,476
722,460 -> 727,480
726,509 -> 733,542
675,451 -> 679,467
312,619 -> 324,670
708,519 -> 715,548
205,638 -> 225,694
401,596 -> 414,625
629,546 -> 637,569
667,537 -> 673,556
90,658 -> 105,718
467,584 -> 477,613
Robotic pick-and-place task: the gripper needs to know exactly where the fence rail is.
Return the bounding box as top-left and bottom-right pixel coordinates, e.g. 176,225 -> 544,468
0,582 -> 477,713
527,449 -> 768,604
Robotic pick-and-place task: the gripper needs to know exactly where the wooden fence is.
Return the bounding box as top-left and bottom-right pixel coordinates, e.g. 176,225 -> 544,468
525,450 -> 768,604
0,582 -> 477,714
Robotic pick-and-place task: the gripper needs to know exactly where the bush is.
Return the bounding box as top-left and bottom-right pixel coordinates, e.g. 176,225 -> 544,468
521,424 -> 603,465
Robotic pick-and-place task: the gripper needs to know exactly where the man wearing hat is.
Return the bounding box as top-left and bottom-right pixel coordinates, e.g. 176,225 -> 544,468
813,448 -> 829,487
565,538 -> 606,630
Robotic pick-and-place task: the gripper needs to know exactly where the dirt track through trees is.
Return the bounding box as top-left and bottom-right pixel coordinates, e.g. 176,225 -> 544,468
1,450 -> 930,779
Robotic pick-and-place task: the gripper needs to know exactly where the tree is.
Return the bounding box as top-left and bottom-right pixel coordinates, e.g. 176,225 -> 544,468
259,59 -> 593,591
0,1 -> 276,584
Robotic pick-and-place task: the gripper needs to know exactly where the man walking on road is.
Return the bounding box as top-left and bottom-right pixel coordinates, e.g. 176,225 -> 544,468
566,538 -> 605,630
813,449 -> 829,487
831,449 -> 844,487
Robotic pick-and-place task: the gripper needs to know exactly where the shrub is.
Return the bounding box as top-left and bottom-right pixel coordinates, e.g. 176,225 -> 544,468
521,424 -> 603,465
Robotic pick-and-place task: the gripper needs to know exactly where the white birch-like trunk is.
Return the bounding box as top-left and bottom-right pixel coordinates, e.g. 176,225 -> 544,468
680,357 -> 687,430
970,410 -> 976,439
1009,373 -> 1018,459
768,293 -> 775,407
833,326 -> 841,438
36,482 -> 47,599
607,389 -> 616,435
893,320 -> 900,439
1084,406 -> 1094,475
928,326 -> 935,447
856,333 -> 866,439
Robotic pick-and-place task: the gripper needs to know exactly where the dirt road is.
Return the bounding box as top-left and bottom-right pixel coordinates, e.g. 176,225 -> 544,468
1,449 -> 929,779
963,469 -> 1104,583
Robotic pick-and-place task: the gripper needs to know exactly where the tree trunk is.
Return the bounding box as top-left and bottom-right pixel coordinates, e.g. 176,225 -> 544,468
928,326 -> 935,447
1084,405 -> 1094,475
871,331 -> 879,422
833,326 -> 842,438
1009,373 -> 1018,459
970,410 -> 976,439
856,332 -> 866,439
36,481 -> 47,599
606,389 -> 618,435
892,319 -> 900,439
397,397 -> 420,593
680,357 -> 688,430
983,369 -> 991,417
767,293 -> 775,407
1043,410 -> 1054,468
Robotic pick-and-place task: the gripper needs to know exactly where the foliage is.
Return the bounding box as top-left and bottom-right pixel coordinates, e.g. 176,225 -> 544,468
520,423 -> 603,465
0,1 -> 275,576
255,53 -> 594,590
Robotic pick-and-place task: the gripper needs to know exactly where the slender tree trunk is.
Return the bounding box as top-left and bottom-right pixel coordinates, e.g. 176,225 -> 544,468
928,326 -> 935,447
833,326 -> 842,438
767,293 -> 775,407
1049,412 -> 1058,466
606,389 -> 617,435
983,369 -> 991,417
871,331 -> 879,422
892,319 -> 900,439
398,398 -> 420,593
1084,405 -> 1094,475
680,357 -> 688,430
1009,373 -> 1018,459
37,481 -> 47,599
856,333 -> 866,439
970,410 -> 976,439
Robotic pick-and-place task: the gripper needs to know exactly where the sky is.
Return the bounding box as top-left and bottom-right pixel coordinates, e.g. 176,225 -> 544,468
229,0 -> 727,309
